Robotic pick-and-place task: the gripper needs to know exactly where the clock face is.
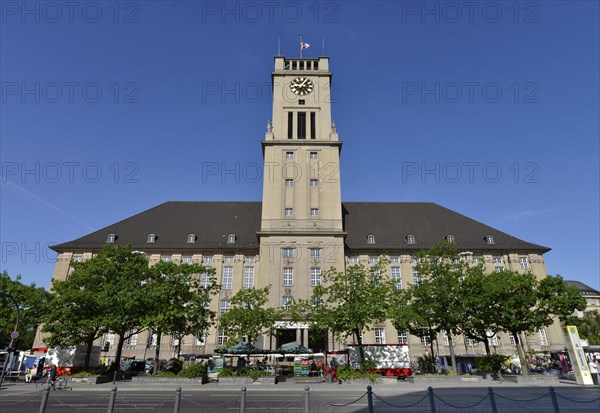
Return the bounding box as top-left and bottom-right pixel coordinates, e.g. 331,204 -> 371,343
290,77 -> 314,96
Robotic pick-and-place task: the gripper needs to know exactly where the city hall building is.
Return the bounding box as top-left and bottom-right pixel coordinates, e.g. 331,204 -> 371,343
34,56 -> 563,363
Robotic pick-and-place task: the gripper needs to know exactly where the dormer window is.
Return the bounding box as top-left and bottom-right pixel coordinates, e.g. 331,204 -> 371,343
106,233 -> 116,243
485,235 -> 495,244
367,234 -> 375,244
147,234 -> 156,243
406,234 -> 416,245
187,234 -> 196,243
227,234 -> 236,244
446,234 -> 455,243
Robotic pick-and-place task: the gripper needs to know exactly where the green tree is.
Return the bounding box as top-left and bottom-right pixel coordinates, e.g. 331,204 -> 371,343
409,241 -> 467,373
461,267 -> 507,355
42,265 -> 107,369
144,261 -> 219,371
0,272 -> 50,350
218,286 -> 280,359
493,271 -> 585,374
574,311 -> 600,345
308,261 -> 392,365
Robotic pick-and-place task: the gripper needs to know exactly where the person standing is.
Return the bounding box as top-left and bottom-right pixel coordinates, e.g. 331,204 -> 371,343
588,358 -> 598,385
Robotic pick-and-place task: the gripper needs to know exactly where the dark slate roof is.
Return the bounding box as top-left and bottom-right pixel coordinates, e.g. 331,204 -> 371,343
52,201 -> 549,253
565,281 -> 600,296
342,202 -> 549,253
53,202 -> 262,252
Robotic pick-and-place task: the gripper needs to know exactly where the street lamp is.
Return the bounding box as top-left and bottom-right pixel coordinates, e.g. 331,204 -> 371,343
0,291 -> 20,391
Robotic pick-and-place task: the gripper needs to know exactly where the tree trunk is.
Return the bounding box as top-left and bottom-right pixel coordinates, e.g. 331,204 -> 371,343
447,332 -> 458,374
83,337 -> 94,370
512,331 -> 529,376
114,331 -> 126,371
153,331 -> 161,374
354,329 -> 365,366
483,337 -> 491,355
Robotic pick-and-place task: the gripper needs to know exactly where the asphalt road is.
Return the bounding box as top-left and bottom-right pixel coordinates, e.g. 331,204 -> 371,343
1,382 -> 599,413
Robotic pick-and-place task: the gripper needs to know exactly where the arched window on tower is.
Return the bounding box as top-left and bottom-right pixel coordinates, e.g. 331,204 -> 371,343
147,233 -> 156,243
187,234 -> 196,243
227,234 -> 236,244
367,234 -> 376,244
406,234 -> 416,245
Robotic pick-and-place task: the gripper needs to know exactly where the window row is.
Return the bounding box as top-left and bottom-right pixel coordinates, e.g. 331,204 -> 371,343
284,208 -> 319,217
364,234 -> 497,245
282,248 -> 321,258
285,179 -> 319,186
105,233 -> 238,244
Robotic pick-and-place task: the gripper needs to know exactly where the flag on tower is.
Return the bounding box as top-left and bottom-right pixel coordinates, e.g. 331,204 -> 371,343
300,41 -> 311,51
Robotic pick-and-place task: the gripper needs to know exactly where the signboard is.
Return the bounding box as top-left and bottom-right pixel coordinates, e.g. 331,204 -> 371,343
565,326 -> 594,385
10,331 -> 19,339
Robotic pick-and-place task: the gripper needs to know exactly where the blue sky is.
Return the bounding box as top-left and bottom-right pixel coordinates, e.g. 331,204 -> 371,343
1,1 -> 598,290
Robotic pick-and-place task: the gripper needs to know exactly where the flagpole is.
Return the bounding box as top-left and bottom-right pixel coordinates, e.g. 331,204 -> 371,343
277,38 -> 281,56
322,38 -> 325,56
299,34 -> 303,58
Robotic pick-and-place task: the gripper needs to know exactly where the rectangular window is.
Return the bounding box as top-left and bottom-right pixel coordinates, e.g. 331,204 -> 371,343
310,112 -> 316,139
73,255 -> 83,262
203,256 -> 213,263
298,99 -> 305,105
310,179 -> 318,187
391,257 -> 400,263
519,257 -> 529,269
243,266 -> 254,289
420,334 -> 431,346
412,268 -> 422,285
283,268 -> 294,286
195,333 -> 206,346
220,299 -> 230,315
465,338 -> 476,347
494,266 -> 504,273
222,266 -> 233,289
348,257 -> 359,264
244,256 -> 255,263
285,179 -> 294,186
473,257 -> 480,264
288,112 -> 293,139
509,335 -> 516,345
310,248 -> 321,258
201,267 -> 212,288
105,332 -> 115,345
126,332 -> 138,346
182,256 -> 193,264
310,208 -> 319,216
537,328 -> 549,346
297,112 -> 306,139
391,267 -> 402,289
282,248 -> 294,258
369,256 -> 378,264
223,256 -> 234,263
442,331 -> 449,347
309,151 -> 318,159
172,337 -> 180,346
397,329 -> 409,345
487,331 -> 498,346
217,330 -> 227,346
493,257 -> 503,264
161,256 -> 172,262
286,151 -> 294,159
311,267 -> 321,286
282,295 -> 293,310
285,208 -> 293,217
375,328 -> 386,344
149,333 -> 158,346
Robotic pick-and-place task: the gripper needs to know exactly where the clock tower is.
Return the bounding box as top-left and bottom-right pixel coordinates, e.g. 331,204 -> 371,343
257,56 -> 345,349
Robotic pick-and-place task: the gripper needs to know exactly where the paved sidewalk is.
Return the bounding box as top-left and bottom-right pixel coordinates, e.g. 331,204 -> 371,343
0,377 -> 582,393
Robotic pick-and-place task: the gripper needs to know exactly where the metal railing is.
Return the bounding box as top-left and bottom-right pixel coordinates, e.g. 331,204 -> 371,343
2,384 -> 599,413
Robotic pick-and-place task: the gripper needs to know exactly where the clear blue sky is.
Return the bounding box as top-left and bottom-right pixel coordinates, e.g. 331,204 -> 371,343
1,1 -> 598,290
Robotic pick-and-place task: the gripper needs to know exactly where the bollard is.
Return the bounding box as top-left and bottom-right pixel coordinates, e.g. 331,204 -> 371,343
239,386 -> 246,413
304,386 -> 310,413
488,387 -> 498,413
367,385 -> 374,413
38,384 -> 51,413
427,387 -> 437,413
107,386 -> 117,413
549,386 -> 560,413
174,387 -> 182,413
